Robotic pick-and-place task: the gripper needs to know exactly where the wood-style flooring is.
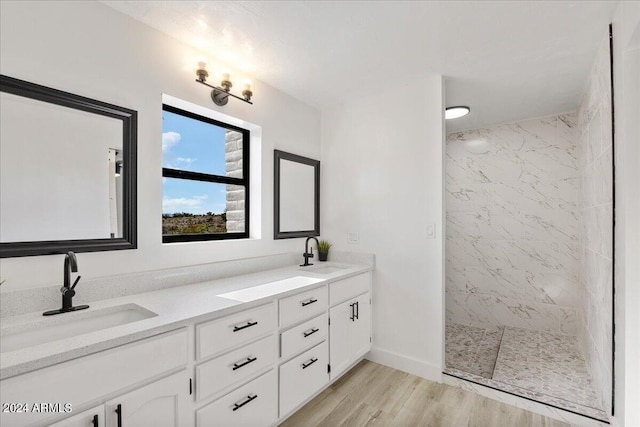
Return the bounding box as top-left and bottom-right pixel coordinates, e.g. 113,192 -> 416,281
279,360 -> 570,427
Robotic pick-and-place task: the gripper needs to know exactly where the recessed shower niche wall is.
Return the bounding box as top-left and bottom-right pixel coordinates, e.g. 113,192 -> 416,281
446,114 -> 580,334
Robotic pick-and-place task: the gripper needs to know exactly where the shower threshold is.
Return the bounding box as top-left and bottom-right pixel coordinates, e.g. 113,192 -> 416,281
444,323 -> 608,423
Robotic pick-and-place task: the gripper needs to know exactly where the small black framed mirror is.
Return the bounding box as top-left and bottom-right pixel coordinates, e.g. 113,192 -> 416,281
0,75 -> 137,257
274,150 -> 320,239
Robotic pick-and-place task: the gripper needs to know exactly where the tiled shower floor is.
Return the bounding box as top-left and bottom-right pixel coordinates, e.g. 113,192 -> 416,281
444,322 -> 608,422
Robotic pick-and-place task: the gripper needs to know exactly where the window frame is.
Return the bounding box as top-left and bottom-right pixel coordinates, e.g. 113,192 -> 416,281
162,104 -> 250,243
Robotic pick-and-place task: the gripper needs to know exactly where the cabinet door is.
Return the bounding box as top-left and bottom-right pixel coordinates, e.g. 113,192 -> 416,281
49,405 -> 105,427
106,371 -> 192,427
329,300 -> 353,380
352,293 -> 371,359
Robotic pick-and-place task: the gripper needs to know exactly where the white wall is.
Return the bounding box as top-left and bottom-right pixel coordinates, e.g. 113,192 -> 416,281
611,2 -> 640,426
321,76 -> 445,380
0,1 -> 321,291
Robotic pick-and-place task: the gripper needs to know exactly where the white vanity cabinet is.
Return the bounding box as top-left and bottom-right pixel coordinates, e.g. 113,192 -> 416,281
0,267 -> 373,427
328,273 -> 372,380
51,370 -> 193,427
277,285 -> 330,419
194,302 -> 277,427
105,370 -> 191,427
48,405 -> 105,427
329,292 -> 371,380
0,328 -> 189,427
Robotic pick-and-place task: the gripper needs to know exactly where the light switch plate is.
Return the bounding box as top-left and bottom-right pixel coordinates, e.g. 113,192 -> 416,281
347,232 -> 359,244
426,224 -> 436,239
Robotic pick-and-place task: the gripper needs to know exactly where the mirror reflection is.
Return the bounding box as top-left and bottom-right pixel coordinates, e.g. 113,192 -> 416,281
0,75 -> 137,258
274,150 -> 320,239
279,159 -> 315,232
0,92 -> 124,242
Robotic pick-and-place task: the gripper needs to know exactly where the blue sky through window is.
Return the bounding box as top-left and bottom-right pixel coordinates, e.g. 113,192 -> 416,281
162,110 -> 227,215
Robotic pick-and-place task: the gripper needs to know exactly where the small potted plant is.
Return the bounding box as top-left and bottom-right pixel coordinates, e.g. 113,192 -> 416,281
317,239 -> 332,262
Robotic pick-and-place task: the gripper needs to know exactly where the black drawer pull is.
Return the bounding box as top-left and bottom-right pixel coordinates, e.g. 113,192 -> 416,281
301,298 -> 318,307
349,303 -> 355,321
115,404 -> 122,427
302,357 -> 318,369
233,321 -> 258,332
303,327 -> 319,338
233,356 -> 257,370
355,301 -> 359,319
92,414 -> 99,427
233,394 -> 258,411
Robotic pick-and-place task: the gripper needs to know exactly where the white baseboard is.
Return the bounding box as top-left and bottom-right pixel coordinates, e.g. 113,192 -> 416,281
365,346 -> 442,382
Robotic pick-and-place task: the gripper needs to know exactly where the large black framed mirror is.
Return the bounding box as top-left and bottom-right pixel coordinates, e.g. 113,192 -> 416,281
0,75 -> 137,257
274,150 -> 320,239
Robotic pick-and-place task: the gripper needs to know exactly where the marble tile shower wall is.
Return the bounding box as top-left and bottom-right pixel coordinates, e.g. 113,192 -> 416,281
445,113 -> 580,335
576,31 -> 613,414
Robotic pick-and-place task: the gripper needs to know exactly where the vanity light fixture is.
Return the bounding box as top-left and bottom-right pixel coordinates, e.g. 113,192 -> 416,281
195,59 -> 253,106
445,106 -> 470,120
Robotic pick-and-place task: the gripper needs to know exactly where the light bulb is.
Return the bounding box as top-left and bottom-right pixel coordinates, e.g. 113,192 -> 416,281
241,79 -> 254,102
195,57 -> 209,82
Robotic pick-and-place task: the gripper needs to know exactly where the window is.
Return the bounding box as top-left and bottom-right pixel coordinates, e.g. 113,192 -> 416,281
162,104 -> 249,242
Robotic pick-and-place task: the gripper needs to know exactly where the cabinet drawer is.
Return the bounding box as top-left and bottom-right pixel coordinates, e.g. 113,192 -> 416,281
329,272 -> 370,306
197,303 -> 275,360
279,286 -> 327,327
281,313 -> 328,360
196,335 -> 275,402
279,340 -> 329,417
196,370 -> 277,427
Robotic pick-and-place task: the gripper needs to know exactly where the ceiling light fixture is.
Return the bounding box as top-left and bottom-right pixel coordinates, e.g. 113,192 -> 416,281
195,59 -> 253,106
445,106 -> 470,120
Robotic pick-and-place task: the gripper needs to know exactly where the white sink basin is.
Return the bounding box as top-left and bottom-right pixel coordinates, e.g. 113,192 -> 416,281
299,264 -> 350,275
1,304 -> 157,353
217,276 -> 324,302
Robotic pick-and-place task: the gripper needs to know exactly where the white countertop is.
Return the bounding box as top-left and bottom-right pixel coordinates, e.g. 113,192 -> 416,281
0,262 -> 372,380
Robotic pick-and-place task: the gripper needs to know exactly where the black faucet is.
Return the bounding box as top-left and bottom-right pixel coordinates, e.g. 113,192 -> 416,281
300,236 -> 319,267
43,251 -> 90,316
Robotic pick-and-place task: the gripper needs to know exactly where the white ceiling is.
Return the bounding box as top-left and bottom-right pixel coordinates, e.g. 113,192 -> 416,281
102,1 -> 618,132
